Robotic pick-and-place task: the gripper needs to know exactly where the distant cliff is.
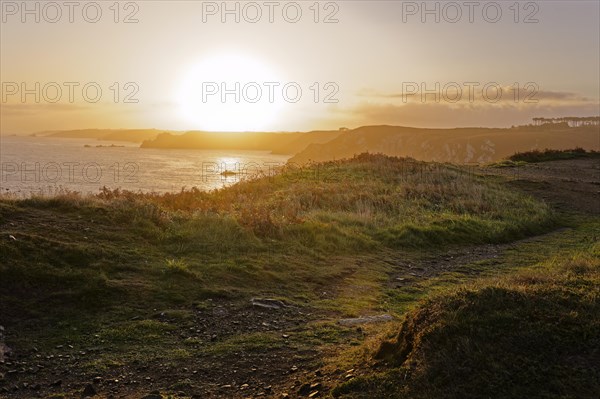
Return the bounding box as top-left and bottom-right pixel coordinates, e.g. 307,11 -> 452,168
140,130 -> 344,154
35,124 -> 600,164
288,124 -> 600,165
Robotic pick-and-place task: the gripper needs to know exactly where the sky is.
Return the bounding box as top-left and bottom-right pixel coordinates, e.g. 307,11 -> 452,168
1,0 -> 599,133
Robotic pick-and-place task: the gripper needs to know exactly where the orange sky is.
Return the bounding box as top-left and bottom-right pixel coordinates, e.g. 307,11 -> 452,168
1,1 -> 599,133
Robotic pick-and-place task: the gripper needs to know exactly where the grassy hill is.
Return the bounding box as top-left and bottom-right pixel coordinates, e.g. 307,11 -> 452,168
2,153 -> 597,398
333,239 -> 600,399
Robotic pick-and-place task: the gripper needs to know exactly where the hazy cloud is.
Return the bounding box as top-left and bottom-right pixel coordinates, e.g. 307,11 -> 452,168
335,101 -> 600,128
0,103 -> 90,116
357,87 -> 595,105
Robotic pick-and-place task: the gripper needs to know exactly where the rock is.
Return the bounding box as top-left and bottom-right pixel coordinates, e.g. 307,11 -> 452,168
251,298 -> 287,309
141,394 -> 162,399
81,383 -> 97,398
337,314 -> 394,326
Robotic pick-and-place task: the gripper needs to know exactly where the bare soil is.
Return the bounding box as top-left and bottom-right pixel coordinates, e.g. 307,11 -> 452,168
1,158 -> 598,398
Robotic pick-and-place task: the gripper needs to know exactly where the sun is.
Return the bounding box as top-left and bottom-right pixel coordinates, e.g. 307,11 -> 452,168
176,54 -> 284,132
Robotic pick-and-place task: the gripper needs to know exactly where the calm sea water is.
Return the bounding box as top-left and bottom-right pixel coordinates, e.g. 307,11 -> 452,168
0,136 -> 291,195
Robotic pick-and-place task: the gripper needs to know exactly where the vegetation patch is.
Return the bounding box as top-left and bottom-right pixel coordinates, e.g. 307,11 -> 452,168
333,241 -> 600,399
507,147 -> 599,163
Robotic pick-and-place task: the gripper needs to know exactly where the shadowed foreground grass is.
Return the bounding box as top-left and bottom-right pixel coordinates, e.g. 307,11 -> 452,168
0,153 -> 561,397
0,154 -> 555,321
333,240 -> 600,399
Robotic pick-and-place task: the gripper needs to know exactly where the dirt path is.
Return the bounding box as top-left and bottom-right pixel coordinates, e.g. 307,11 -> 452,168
1,158 -> 597,399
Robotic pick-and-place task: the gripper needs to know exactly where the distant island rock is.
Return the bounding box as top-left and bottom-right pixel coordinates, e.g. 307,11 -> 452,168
84,144 -> 126,148
34,129 -> 175,143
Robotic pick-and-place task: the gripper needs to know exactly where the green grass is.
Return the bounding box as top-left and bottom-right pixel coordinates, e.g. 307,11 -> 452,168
507,147 -> 599,163
332,220 -> 600,399
0,153 -> 561,395
1,154 -> 555,319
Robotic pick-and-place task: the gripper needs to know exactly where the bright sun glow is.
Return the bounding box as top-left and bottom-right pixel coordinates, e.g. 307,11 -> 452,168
176,54 -> 284,131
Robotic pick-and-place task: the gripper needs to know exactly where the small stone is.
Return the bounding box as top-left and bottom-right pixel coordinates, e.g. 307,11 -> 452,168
308,391 -> 320,398
251,298 -> 286,309
338,315 -> 393,326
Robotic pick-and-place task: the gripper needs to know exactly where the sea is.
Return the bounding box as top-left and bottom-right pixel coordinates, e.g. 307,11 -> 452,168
0,136 -> 291,196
